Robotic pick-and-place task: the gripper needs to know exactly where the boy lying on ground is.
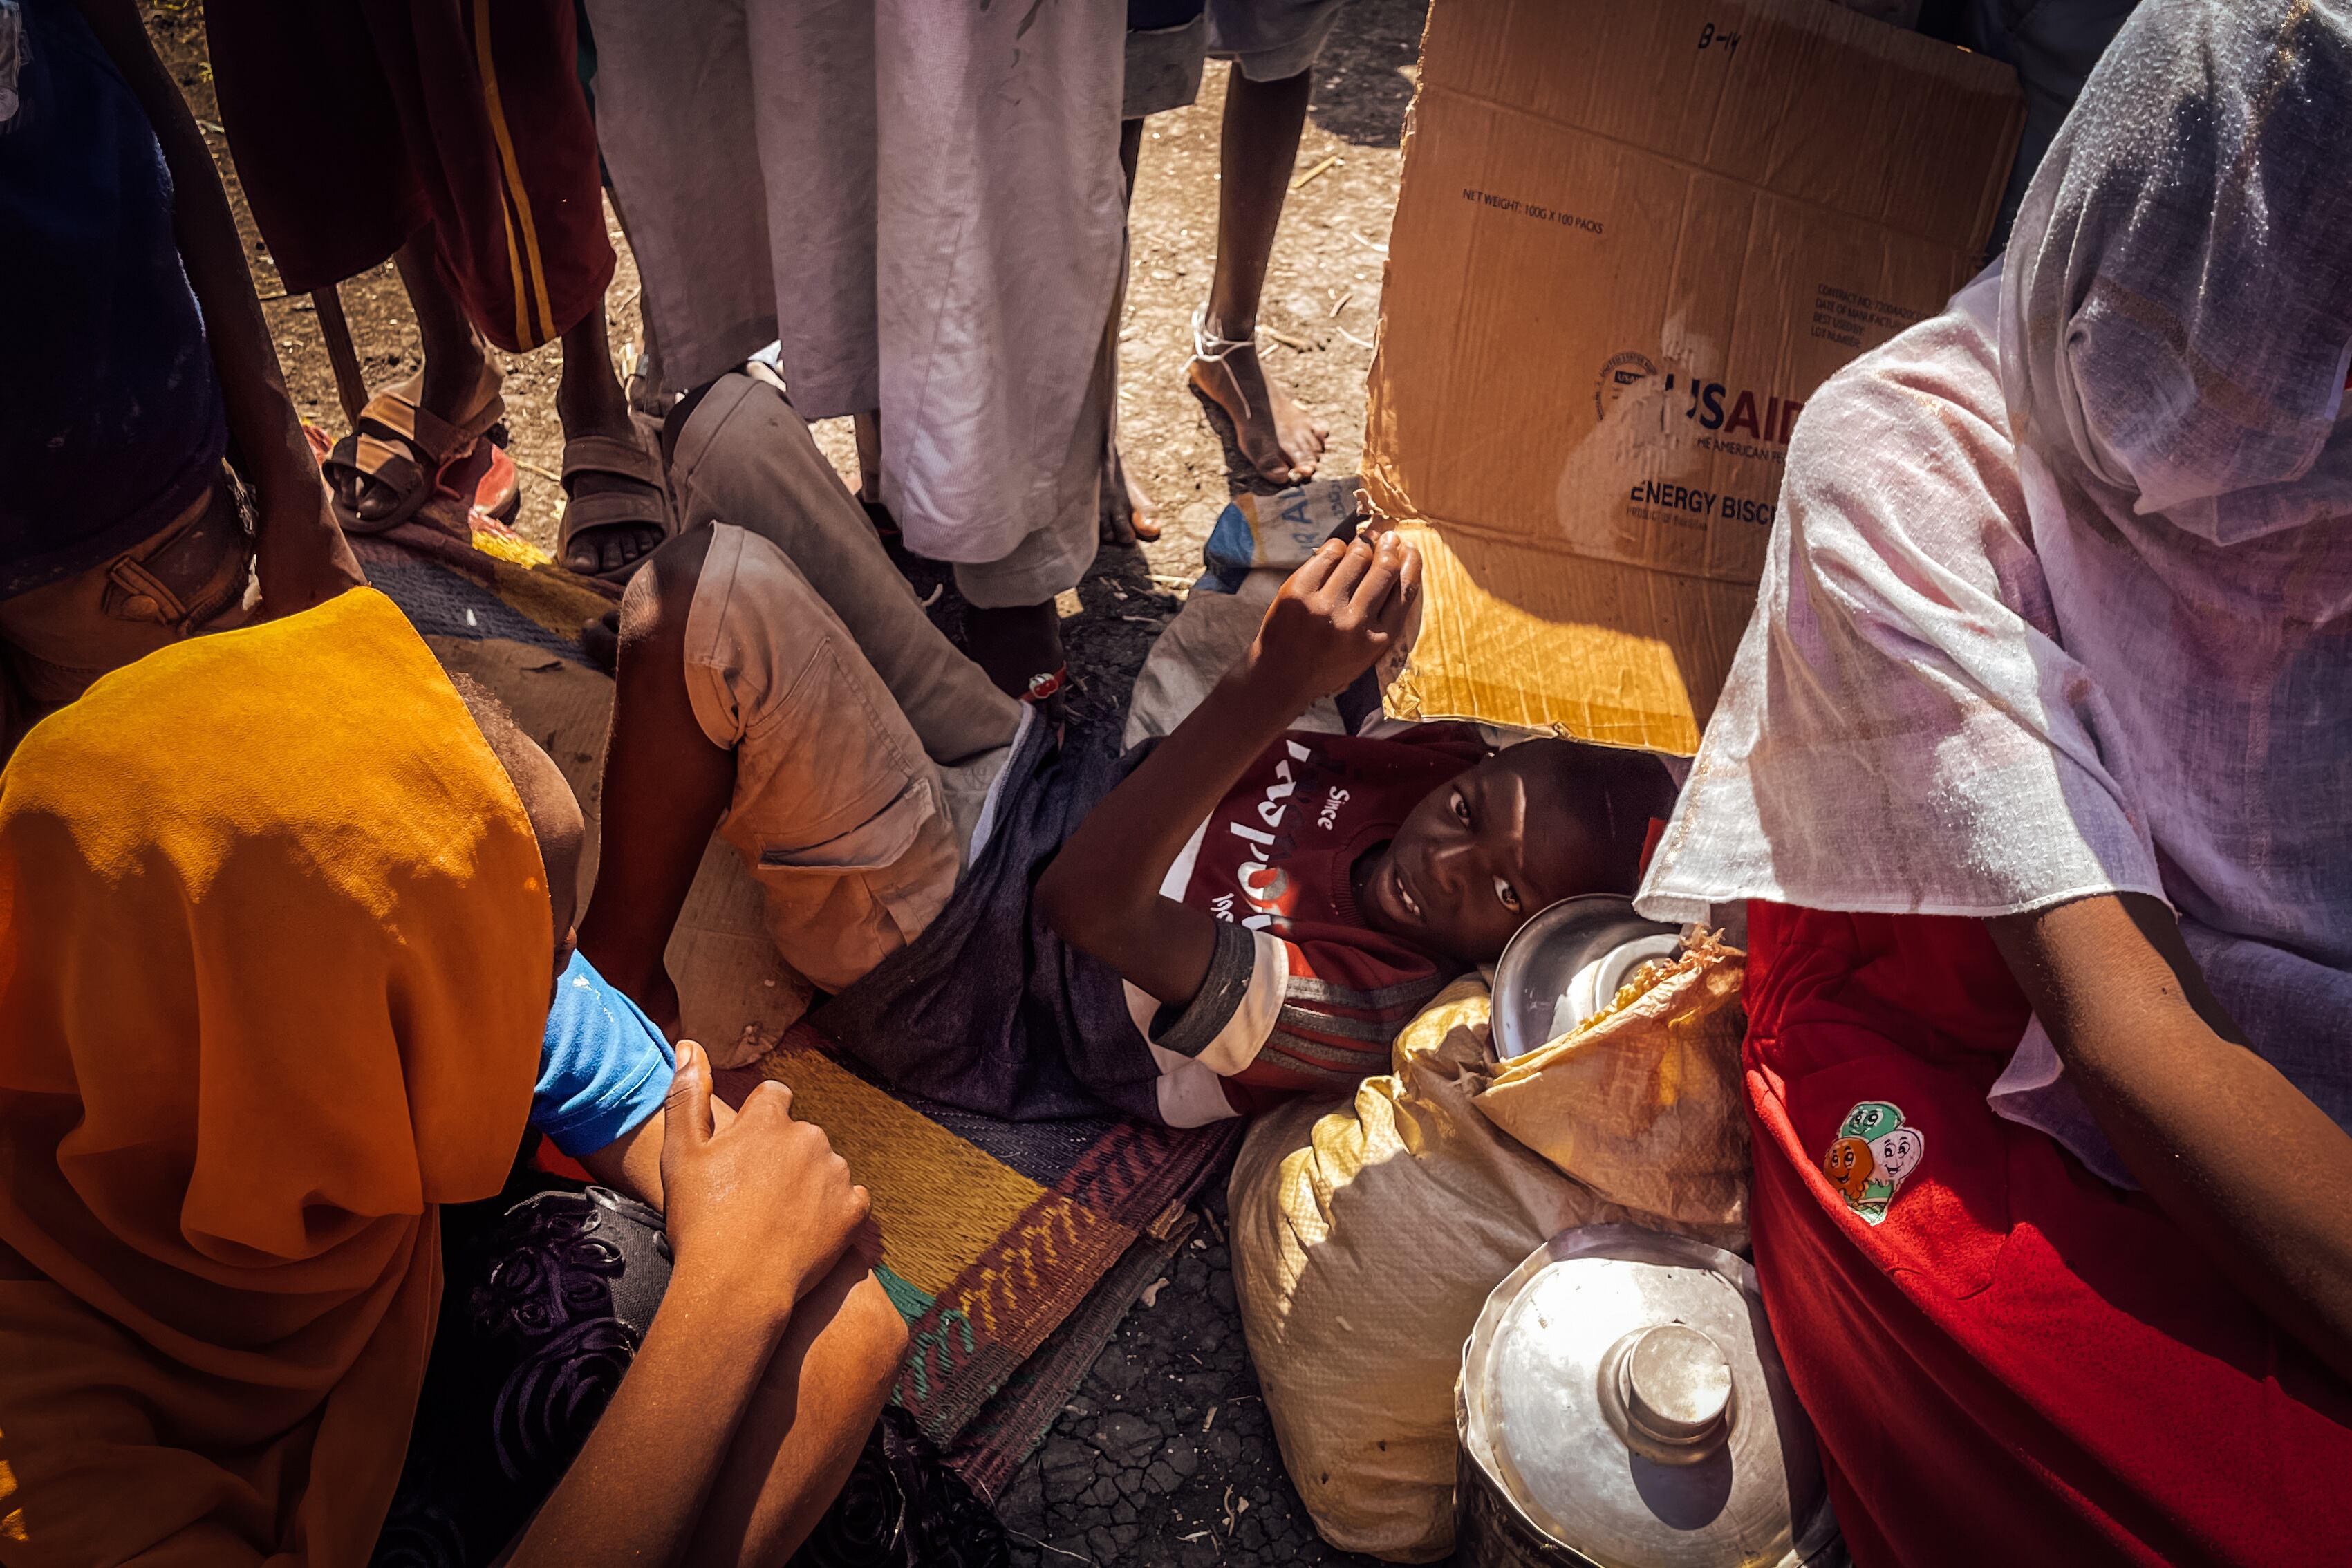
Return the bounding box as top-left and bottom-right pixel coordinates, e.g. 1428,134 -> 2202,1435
0,586 -> 967,1566
581,365 -> 1677,1124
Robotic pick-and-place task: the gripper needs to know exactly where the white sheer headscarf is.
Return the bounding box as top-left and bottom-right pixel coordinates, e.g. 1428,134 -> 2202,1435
1639,0 -> 2352,1179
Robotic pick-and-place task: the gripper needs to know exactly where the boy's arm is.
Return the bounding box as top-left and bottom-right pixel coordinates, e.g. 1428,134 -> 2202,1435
577,1099 -> 728,1211
1036,532 -> 1419,1008
1987,894 -> 2352,1381
580,1097 -> 888,1273
74,0 -> 364,617
509,1045 -> 873,1568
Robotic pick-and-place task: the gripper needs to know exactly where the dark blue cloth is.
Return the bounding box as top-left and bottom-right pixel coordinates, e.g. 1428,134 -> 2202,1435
532,951 -> 675,1158
0,0 -> 227,599
1129,0 -> 1205,29
814,718 -> 1253,1125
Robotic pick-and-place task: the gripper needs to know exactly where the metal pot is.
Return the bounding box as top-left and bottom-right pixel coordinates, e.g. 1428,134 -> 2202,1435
1492,895 -> 1685,1059
1453,1226 -> 1841,1568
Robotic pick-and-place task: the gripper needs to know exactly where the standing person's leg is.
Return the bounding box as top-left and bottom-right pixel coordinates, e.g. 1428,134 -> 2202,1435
665,368 -> 1021,764
1188,1 -> 1342,485
870,0 -> 1123,704
1102,115 -> 1163,543
380,0 -> 666,576
581,523 -> 982,1027
1106,3 -> 1211,544
204,0 -> 501,531
555,304 -> 672,580
952,261 -> 1118,703
954,325 -> 1113,704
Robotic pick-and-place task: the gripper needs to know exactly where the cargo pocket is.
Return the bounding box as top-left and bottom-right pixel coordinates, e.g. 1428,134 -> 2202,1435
751,776 -> 960,991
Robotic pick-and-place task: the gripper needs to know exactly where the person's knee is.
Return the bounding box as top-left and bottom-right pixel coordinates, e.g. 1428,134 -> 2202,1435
617,526 -> 714,664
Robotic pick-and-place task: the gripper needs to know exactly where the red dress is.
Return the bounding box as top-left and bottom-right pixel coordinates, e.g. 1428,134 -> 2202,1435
1742,902 -> 2352,1568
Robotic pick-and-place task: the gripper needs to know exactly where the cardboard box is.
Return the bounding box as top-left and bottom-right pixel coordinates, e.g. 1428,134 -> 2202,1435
1369,0 -> 2022,754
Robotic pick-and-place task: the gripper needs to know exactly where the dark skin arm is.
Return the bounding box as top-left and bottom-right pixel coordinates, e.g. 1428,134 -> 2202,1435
576,530 -> 736,1034
508,1043 -> 880,1568
1988,893 -> 2352,1382
73,0 -> 364,617
1036,531 -> 1421,1007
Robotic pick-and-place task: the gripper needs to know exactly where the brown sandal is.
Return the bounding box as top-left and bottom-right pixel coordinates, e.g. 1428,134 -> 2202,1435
324,365 -> 507,534
557,428 -> 675,583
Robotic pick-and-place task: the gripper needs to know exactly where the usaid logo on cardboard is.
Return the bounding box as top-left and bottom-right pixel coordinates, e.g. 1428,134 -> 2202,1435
1590,351 -> 1798,532
1594,352 -> 1804,452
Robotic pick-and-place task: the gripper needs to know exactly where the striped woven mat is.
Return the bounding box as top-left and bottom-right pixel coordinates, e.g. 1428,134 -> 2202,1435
359,510 -> 1240,1493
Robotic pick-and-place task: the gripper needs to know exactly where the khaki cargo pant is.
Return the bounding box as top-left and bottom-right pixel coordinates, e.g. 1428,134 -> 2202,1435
672,371 -> 1023,992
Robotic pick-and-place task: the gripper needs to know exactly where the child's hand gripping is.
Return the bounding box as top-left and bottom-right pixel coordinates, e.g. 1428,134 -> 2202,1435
657,1040 -> 879,1331
1244,528 -> 1422,710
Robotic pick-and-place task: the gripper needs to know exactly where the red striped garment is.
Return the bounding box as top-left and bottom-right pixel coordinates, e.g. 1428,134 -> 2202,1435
1129,725 -> 1488,1125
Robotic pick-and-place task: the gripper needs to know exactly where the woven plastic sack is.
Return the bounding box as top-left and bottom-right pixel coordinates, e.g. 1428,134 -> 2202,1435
1229,942 -> 1751,1561
1228,977 -> 1618,1561
1475,930 -> 1750,1238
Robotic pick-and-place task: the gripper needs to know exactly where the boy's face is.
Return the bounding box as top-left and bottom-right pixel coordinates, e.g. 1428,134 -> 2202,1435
1353,748 -> 1617,964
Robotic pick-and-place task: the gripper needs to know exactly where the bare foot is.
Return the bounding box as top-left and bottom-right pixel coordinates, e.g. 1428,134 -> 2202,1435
1188,329 -> 1329,486
1101,442 -> 1161,543
1123,459 -> 1161,541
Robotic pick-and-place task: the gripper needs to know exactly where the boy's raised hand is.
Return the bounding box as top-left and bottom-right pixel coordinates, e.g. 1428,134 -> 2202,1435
1246,529 -> 1423,705
657,1040 -> 875,1330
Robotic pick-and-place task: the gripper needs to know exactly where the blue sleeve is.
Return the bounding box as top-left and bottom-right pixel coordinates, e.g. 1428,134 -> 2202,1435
533,950 -> 678,1159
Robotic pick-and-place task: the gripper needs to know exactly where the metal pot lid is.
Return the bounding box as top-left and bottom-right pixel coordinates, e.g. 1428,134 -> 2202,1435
1460,1226 -> 1834,1568
1493,895 -> 1684,1059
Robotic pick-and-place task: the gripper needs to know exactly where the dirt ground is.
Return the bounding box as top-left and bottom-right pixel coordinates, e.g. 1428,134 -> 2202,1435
144,2 -> 1428,1560
141,0 -> 1425,724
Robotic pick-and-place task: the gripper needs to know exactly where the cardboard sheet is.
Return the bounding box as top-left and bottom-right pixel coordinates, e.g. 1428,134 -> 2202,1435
1369,0 -> 2022,752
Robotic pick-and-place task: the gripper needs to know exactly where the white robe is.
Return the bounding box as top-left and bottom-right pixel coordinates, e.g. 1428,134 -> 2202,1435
584,0 -> 1126,603
1639,0 -> 2352,1182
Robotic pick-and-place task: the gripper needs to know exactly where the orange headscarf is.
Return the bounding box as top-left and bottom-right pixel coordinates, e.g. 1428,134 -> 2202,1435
0,588 -> 552,1566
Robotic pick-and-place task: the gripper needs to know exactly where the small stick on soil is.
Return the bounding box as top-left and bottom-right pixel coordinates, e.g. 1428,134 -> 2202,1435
1262,326 -> 1313,353
1289,153 -> 1341,192
1329,290 -> 1354,318
1003,1527 -> 1095,1565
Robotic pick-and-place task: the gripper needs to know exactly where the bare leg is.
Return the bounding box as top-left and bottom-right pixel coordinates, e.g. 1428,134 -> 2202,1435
559,306 -> 672,576
962,600 -> 1065,703
335,230 -> 494,523
684,1258 -> 908,1567
852,412 -> 884,507
1107,116 -> 1159,543
576,530 -> 731,1032
1188,66 -> 1329,485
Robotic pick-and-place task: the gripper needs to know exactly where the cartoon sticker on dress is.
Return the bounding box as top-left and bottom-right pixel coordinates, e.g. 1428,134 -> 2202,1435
1824,1101 -> 1924,1225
